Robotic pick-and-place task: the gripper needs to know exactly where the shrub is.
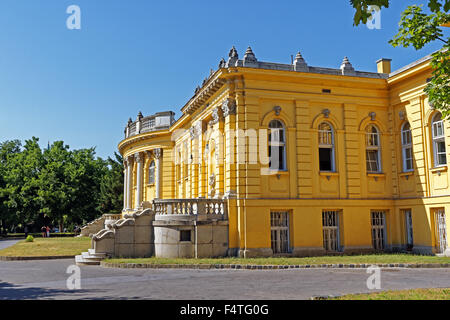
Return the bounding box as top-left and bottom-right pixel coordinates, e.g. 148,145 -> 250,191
25,235 -> 34,242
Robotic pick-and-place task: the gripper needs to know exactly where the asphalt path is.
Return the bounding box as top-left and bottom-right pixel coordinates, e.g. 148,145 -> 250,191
0,259 -> 449,300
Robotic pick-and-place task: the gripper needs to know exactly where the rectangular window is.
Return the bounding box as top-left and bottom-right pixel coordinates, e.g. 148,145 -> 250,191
403,147 -> 413,171
433,120 -> 445,138
403,209 -> 414,250
322,210 -> 341,252
270,211 -> 290,254
434,209 -> 447,254
435,140 -> 447,166
180,230 -> 191,242
366,150 -> 380,172
371,211 -> 386,250
319,148 -> 333,171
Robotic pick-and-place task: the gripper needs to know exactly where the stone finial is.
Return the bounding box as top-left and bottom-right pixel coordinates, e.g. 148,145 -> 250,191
226,46 -> 239,67
340,57 -> 355,75
137,111 -> 143,121
128,118 -> 133,126
195,86 -> 201,94
218,58 -> 226,69
293,51 -> 308,72
243,46 -> 258,67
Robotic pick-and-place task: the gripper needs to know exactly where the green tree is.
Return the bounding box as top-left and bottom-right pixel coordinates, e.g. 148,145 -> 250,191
97,152 -> 124,214
350,1 -> 450,115
2,138 -> 43,230
0,140 -> 22,233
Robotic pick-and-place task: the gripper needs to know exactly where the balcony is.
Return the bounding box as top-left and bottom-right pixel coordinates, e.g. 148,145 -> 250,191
153,198 -> 228,221
125,111 -> 175,138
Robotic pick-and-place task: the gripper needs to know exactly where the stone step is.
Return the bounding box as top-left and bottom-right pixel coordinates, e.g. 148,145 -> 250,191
75,255 -> 101,266
85,250 -> 107,258
81,252 -> 104,261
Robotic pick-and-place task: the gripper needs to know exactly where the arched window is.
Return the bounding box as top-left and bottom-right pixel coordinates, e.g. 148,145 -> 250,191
268,120 -> 286,171
148,161 -> 155,184
366,125 -> 381,173
318,122 -> 335,171
401,122 -> 413,172
432,113 -> 446,167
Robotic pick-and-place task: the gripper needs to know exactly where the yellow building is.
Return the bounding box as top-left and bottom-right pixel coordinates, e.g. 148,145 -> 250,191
118,47 -> 449,258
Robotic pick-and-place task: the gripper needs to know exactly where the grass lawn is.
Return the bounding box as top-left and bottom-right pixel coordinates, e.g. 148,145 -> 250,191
0,237 -> 91,257
104,254 -> 450,265
332,288 -> 450,300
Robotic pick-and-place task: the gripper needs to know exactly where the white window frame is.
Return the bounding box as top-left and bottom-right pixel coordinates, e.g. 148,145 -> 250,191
270,211 -> 290,254
268,120 -> 287,171
318,122 -> 335,172
401,122 -> 414,172
148,160 -> 155,184
371,211 -> 387,251
322,210 -> 341,252
366,125 -> 382,173
434,208 -> 447,254
432,113 -> 447,167
403,209 -> 414,249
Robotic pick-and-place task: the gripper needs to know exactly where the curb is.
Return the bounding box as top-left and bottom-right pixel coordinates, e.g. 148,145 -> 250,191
100,262 -> 450,270
0,255 -> 75,261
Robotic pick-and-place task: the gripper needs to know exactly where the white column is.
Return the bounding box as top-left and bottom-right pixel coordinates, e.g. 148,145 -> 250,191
154,148 -> 162,199
126,156 -> 132,210
123,159 -> 128,211
135,153 -> 143,210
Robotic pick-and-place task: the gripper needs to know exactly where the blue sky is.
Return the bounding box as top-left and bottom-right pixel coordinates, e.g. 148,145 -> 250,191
0,1 -> 448,159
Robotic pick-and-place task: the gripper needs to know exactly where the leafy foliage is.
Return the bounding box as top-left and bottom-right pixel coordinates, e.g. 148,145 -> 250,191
351,1 -> 450,115
0,138 -> 123,233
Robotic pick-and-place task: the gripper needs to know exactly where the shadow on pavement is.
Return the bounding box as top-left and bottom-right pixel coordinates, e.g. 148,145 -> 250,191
0,281 -> 132,300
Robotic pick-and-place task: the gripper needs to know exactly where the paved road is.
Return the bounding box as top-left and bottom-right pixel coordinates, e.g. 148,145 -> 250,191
0,240 -> 20,251
0,259 -> 449,299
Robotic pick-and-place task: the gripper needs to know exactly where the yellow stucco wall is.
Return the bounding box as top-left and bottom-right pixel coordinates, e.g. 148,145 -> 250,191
118,56 -> 450,257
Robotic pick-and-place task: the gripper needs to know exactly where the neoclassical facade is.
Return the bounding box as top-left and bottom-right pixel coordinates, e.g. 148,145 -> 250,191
91,47 -> 450,261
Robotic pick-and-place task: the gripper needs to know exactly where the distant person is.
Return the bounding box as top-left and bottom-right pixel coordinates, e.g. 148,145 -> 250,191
41,226 -> 46,238
46,226 -> 50,238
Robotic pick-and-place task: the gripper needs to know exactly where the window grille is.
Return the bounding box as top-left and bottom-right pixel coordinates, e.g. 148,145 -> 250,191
322,210 -> 340,252
371,211 -> 386,250
270,211 -> 290,254
435,209 -> 447,254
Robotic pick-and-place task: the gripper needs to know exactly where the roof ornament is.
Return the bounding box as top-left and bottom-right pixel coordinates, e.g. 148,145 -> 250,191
226,46 -> 239,67
293,51 -> 308,72
128,118 -> 133,126
137,111 -> 143,121
340,57 -> 355,75
218,58 -> 226,69
243,46 -> 258,67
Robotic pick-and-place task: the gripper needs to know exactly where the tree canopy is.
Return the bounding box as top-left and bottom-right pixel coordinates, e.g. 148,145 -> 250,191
0,137 -> 123,233
350,1 -> 449,116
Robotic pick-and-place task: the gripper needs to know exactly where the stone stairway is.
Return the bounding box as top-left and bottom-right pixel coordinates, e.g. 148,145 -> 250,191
75,209 -> 155,266
75,249 -> 108,266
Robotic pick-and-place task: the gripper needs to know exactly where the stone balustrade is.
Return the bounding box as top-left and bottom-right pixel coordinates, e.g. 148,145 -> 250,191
153,199 -> 227,220
125,111 -> 175,138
